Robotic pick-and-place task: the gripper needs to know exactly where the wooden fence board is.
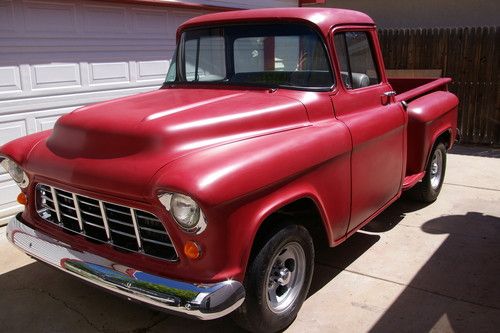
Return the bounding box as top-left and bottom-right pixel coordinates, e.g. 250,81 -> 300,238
379,27 -> 499,145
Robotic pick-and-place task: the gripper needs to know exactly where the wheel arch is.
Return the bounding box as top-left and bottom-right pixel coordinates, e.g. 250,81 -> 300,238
425,127 -> 452,167
243,193 -> 331,273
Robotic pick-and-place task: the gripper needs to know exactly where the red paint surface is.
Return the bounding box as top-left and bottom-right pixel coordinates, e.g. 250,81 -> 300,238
0,8 -> 457,284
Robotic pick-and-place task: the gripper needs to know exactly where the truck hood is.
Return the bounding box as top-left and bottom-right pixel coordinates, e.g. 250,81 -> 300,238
27,88 -> 309,199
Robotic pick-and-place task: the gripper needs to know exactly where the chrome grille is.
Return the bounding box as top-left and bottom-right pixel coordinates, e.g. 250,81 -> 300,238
36,184 -> 178,261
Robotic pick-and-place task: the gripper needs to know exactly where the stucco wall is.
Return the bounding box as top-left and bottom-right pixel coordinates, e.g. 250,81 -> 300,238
317,0 -> 500,28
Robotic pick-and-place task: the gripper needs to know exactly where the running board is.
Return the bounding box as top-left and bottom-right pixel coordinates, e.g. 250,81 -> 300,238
402,172 -> 425,190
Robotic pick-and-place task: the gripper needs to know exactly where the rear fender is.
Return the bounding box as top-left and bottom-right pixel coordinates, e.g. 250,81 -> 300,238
406,91 -> 458,175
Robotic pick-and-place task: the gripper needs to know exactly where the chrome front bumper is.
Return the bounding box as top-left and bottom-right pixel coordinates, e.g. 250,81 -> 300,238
6,215 -> 245,320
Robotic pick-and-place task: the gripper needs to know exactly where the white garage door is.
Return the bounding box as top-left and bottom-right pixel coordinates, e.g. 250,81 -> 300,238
0,0 -> 297,224
0,0 -> 210,223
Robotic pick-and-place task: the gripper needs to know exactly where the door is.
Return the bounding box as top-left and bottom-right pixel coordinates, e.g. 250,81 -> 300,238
331,29 -> 406,233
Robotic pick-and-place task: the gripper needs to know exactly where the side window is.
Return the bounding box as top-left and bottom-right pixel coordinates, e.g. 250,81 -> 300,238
333,31 -> 380,89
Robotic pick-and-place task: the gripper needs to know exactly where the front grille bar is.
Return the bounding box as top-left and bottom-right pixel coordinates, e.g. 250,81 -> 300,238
98,200 -> 111,241
50,187 -> 62,223
130,208 -> 143,249
72,193 -> 84,231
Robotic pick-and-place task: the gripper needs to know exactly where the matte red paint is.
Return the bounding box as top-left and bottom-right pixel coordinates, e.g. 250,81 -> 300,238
0,8 -> 458,284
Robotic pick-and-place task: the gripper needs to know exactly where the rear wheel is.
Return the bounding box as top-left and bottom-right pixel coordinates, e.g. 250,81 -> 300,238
411,142 -> 447,203
232,224 -> 314,333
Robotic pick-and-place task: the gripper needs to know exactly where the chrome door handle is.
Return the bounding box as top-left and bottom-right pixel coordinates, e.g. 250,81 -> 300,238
381,90 -> 396,105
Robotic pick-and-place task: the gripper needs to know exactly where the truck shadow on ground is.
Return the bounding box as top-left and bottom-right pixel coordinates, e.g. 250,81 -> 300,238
3,198 -> 497,332
0,232 -> 383,332
369,211 -> 500,332
308,193 -> 426,297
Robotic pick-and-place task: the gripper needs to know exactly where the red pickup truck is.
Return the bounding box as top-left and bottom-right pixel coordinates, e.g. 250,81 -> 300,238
1,8 -> 458,332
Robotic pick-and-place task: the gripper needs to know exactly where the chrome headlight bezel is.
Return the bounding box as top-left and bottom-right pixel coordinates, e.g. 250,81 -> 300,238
0,156 -> 29,189
159,192 -> 207,234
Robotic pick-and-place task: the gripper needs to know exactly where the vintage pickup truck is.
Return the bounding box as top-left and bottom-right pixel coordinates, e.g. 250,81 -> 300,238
1,8 -> 458,332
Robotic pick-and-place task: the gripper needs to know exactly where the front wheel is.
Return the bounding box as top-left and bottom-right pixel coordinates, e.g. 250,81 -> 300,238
410,142 -> 447,203
232,224 -> 314,333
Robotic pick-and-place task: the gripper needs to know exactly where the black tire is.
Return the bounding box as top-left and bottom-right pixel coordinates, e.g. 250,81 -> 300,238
232,224 -> 314,333
410,142 -> 447,203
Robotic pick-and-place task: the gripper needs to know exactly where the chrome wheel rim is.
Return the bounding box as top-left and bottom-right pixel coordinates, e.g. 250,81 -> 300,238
430,149 -> 443,190
265,242 -> 306,314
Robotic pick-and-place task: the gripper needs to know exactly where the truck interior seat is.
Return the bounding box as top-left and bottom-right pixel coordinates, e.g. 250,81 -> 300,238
340,72 -> 370,89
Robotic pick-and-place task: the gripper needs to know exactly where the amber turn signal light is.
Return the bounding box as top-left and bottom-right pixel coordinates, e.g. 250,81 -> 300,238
184,241 -> 201,260
17,192 -> 27,205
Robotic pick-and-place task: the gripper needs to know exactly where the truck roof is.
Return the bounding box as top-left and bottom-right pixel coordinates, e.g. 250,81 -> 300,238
178,8 -> 375,37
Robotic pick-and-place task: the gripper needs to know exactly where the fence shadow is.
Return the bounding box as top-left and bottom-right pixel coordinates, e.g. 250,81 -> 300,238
449,144 -> 500,158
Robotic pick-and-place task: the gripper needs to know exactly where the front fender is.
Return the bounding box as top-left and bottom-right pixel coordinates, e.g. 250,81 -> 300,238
151,122 -> 350,206
0,130 -> 52,166
151,122 -> 351,281
219,155 -> 351,281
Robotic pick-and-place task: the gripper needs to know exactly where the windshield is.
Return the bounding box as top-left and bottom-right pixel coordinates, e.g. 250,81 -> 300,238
165,24 -> 334,90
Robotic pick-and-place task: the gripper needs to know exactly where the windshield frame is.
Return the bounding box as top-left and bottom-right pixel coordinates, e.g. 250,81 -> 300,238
164,22 -> 335,92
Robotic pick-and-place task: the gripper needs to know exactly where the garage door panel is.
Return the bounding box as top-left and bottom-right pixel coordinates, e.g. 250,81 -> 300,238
0,66 -> 21,93
0,119 -> 27,147
24,1 -> 77,33
0,180 -> 21,204
137,60 -> 169,81
132,8 -> 170,34
89,62 -> 130,85
0,1 -> 15,32
31,63 -> 81,90
35,109 -> 76,132
0,179 -> 23,225
83,4 -> 127,33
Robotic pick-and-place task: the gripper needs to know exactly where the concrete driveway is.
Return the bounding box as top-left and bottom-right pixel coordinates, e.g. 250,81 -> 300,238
1,145 -> 499,332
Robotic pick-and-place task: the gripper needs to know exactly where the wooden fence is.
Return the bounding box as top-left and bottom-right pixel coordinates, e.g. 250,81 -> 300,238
378,27 -> 500,146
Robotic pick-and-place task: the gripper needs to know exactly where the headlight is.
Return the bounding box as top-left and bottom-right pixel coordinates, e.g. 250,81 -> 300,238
0,157 -> 29,189
159,193 -> 206,234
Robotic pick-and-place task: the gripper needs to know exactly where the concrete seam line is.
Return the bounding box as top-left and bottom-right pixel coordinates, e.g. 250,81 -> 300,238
444,182 -> 500,192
